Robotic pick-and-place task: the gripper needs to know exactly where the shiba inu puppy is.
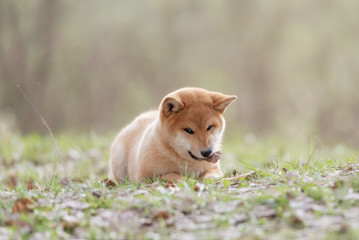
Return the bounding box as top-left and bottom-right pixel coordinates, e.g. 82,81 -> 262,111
109,87 -> 236,183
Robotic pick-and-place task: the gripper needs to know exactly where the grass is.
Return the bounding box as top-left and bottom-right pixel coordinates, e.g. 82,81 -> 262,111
0,131 -> 359,239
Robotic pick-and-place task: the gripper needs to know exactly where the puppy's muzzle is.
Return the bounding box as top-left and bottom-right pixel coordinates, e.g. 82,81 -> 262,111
200,148 -> 213,158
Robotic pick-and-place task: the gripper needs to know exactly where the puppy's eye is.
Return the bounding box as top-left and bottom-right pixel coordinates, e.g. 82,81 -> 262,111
207,125 -> 213,131
184,128 -> 194,134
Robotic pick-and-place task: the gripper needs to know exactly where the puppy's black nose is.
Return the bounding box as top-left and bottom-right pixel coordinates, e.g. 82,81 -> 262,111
201,148 -> 213,158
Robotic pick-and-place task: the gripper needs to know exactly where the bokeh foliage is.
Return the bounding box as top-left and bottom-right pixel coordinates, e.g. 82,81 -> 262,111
1,0 -> 358,146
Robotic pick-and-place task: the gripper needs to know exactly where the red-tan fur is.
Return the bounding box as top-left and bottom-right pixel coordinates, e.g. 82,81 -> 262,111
109,87 -> 236,183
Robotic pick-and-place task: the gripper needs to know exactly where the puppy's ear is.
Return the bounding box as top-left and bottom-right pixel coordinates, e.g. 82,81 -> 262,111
161,96 -> 185,117
212,94 -> 237,113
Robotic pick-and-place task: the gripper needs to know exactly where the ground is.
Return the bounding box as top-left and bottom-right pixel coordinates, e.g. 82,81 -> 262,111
1,132 -> 359,239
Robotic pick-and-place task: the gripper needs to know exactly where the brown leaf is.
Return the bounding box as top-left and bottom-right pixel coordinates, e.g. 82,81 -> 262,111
152,211 -> 170,220
206,151 -> 222,163
345,164 -> 354,171
291,214 -> 304,228
92,190 -> 102,198
5,175 -> 17,189
62,218 -> 78,233
194,183 -> 204,192
26,180 -> 38,190
12,198 -> 34,214
102,178 -> 116,188
164,181 -> 176,188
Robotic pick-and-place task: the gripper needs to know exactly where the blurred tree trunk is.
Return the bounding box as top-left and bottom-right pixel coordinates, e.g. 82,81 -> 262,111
0,0 -> 59,133
0,2 -> 28,122
229,2 -> 285,135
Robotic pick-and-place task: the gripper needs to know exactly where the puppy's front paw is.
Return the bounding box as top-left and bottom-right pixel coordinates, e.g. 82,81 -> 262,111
162,173 -> 185,182
200,169 -> 222,181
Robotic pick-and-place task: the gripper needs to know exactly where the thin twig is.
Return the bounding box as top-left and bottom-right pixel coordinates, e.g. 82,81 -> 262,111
272,157 -> 279,171
17,84 -> 72,188
306,133 -> 318,167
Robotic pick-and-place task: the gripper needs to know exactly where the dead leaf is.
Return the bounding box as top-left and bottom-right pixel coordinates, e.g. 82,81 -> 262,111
102,178 -> 116,189
26,180 -> 38,190
62,219 -> 78,233
12,198 -> 34,214
5,175 -> 17,189
140,218 -> 153,227
253,205 -> 276,219
206,151 -> 222,163
232,171 -> 257,183
229,213 -> 248,225
5,214 -> 32,228
61,213 -> 83,233
291,214 -> 305,228
152,211 -> 170,220
194,183 -> 205,192
60,177 -> 71,187
164,181 -> 176,188
92,190 -> 102,198
345,164 -> 354,171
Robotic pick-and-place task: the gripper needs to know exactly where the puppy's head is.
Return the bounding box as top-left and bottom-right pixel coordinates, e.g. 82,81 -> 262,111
159,87 -> 236,162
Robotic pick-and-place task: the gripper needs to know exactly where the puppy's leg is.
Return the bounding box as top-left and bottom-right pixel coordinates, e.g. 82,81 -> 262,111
161,173 -> 184,182
109,141 -> 128,183
200,168 -> 223,181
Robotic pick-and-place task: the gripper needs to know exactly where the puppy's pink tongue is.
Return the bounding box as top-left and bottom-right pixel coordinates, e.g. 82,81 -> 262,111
207,151 -> 221,163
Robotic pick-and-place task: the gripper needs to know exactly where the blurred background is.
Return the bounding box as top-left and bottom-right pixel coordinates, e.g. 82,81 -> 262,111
1,0 -> 359,148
